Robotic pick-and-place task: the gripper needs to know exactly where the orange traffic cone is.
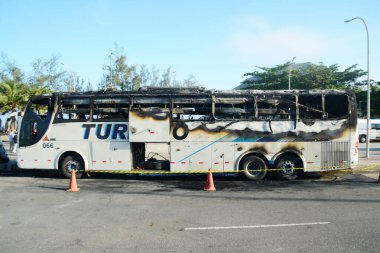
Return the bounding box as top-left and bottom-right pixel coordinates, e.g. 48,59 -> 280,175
204,169 -> 216,191
66,170 -> 80,192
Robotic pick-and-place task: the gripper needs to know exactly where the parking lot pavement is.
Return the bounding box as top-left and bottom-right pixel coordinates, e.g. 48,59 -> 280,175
1,170 -> 380,253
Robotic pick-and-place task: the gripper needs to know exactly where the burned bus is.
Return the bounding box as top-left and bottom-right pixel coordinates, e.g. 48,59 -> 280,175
16,87 -> 358,180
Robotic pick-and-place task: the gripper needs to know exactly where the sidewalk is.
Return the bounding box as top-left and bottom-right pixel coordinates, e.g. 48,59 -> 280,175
356,150 -> 380,180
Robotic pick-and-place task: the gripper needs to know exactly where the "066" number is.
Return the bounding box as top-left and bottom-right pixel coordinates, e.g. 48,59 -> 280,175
42,143 -> 54,148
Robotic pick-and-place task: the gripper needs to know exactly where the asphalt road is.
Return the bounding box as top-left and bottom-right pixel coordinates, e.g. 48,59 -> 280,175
0,141 -> 379,253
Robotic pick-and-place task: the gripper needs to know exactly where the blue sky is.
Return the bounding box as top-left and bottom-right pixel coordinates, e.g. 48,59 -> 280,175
0,0 -> 379,90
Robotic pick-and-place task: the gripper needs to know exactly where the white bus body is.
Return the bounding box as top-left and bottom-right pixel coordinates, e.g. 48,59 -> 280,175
358,118 -> 380,143
16,88 -> 359,180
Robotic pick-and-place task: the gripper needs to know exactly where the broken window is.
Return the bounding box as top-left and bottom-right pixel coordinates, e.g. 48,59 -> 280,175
257,95 -> 296,120
214,96 -> 255,120
55,97 -> 91,122
172,95 -> 212,121
325,94 -> 348,119
298,95 -> 324,120
93,97 -> 129,121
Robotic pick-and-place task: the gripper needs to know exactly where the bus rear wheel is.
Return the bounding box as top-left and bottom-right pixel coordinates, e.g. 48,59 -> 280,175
240,155 -> 267,181
274,154 -> 302,180
60,154 -> 84,179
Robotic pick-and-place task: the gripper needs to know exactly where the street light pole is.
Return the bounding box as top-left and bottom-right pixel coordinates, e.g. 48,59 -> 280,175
288,57 -> 296,90
345,17 -> 370,158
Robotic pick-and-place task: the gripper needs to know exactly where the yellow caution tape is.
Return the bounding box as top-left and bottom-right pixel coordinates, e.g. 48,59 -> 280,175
79,164 -> 380,175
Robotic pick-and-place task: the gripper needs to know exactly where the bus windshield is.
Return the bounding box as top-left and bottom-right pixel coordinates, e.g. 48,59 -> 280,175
19,96 -> 55,147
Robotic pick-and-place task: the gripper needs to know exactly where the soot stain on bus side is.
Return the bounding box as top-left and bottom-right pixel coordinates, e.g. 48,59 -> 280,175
278,144 -> 304,156
177,128 -> 229,140
131,110 -> 170,121
234,143 -> 269,154
179,120 -> 351,142
247,145 -> 268,154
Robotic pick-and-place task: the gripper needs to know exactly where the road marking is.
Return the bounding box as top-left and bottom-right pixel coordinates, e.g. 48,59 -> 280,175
183,222 -> 330,231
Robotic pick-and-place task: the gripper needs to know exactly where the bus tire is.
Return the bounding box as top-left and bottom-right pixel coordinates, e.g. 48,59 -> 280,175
274,154 -> 302,180
60,154 -> 84,179
173,123 -> 189,140
359,134 -> 366,143
240,155 -> 267,181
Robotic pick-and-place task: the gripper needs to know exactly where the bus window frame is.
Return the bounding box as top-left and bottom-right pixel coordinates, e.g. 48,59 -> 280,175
53,96 -> 92,123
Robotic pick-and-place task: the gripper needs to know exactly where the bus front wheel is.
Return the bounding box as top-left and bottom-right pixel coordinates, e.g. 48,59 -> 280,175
240,155 -> 267,181
274,154 -> 302,180
60,154 -> 84,179
359,134 -> 366,143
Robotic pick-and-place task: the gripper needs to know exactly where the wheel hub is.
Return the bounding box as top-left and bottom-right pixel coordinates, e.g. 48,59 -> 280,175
65,161 -> 80,172
280,160 -> 295,175
247,162 -> 264,175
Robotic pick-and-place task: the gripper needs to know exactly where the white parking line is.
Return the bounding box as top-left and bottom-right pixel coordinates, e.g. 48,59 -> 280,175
183,222 -> 330,231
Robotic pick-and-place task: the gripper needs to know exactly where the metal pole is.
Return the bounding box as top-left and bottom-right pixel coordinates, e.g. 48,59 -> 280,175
103,66 -> 107,90
288,57 -> 296,90
345,17 -> 370,158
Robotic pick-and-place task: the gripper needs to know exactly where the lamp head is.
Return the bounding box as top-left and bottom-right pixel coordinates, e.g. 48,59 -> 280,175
345,17 -> 360,23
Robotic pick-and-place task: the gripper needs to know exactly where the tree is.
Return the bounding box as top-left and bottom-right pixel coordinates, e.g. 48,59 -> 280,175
30,55 -> 67,91
63,72 -> 83,92
240,61 -> 380,116
150,66 -> 160,87
241,62 -> 367,90
103,44 -> 136,91
130,67 -> 142,91
139,65 -> 150,87
85,81 -> 93,92
159,67 -> 172,87
101,45 -> 199,90
0,62 -> 29,113
182,75 -> 198,87
354,80 -> 380,118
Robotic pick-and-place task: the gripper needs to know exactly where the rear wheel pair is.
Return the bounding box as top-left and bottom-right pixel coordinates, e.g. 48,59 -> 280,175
241,154 -> 302,181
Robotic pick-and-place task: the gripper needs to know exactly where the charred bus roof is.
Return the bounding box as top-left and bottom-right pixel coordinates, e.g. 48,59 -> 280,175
39,86 -> 355,98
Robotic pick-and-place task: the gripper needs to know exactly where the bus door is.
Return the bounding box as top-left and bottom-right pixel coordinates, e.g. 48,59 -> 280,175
18,96 -> 56,169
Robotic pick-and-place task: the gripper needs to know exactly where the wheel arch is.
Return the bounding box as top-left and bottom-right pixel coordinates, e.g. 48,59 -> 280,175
236,151 -> 269,170
55,150 -> 89,171
273,151 -> 304,169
